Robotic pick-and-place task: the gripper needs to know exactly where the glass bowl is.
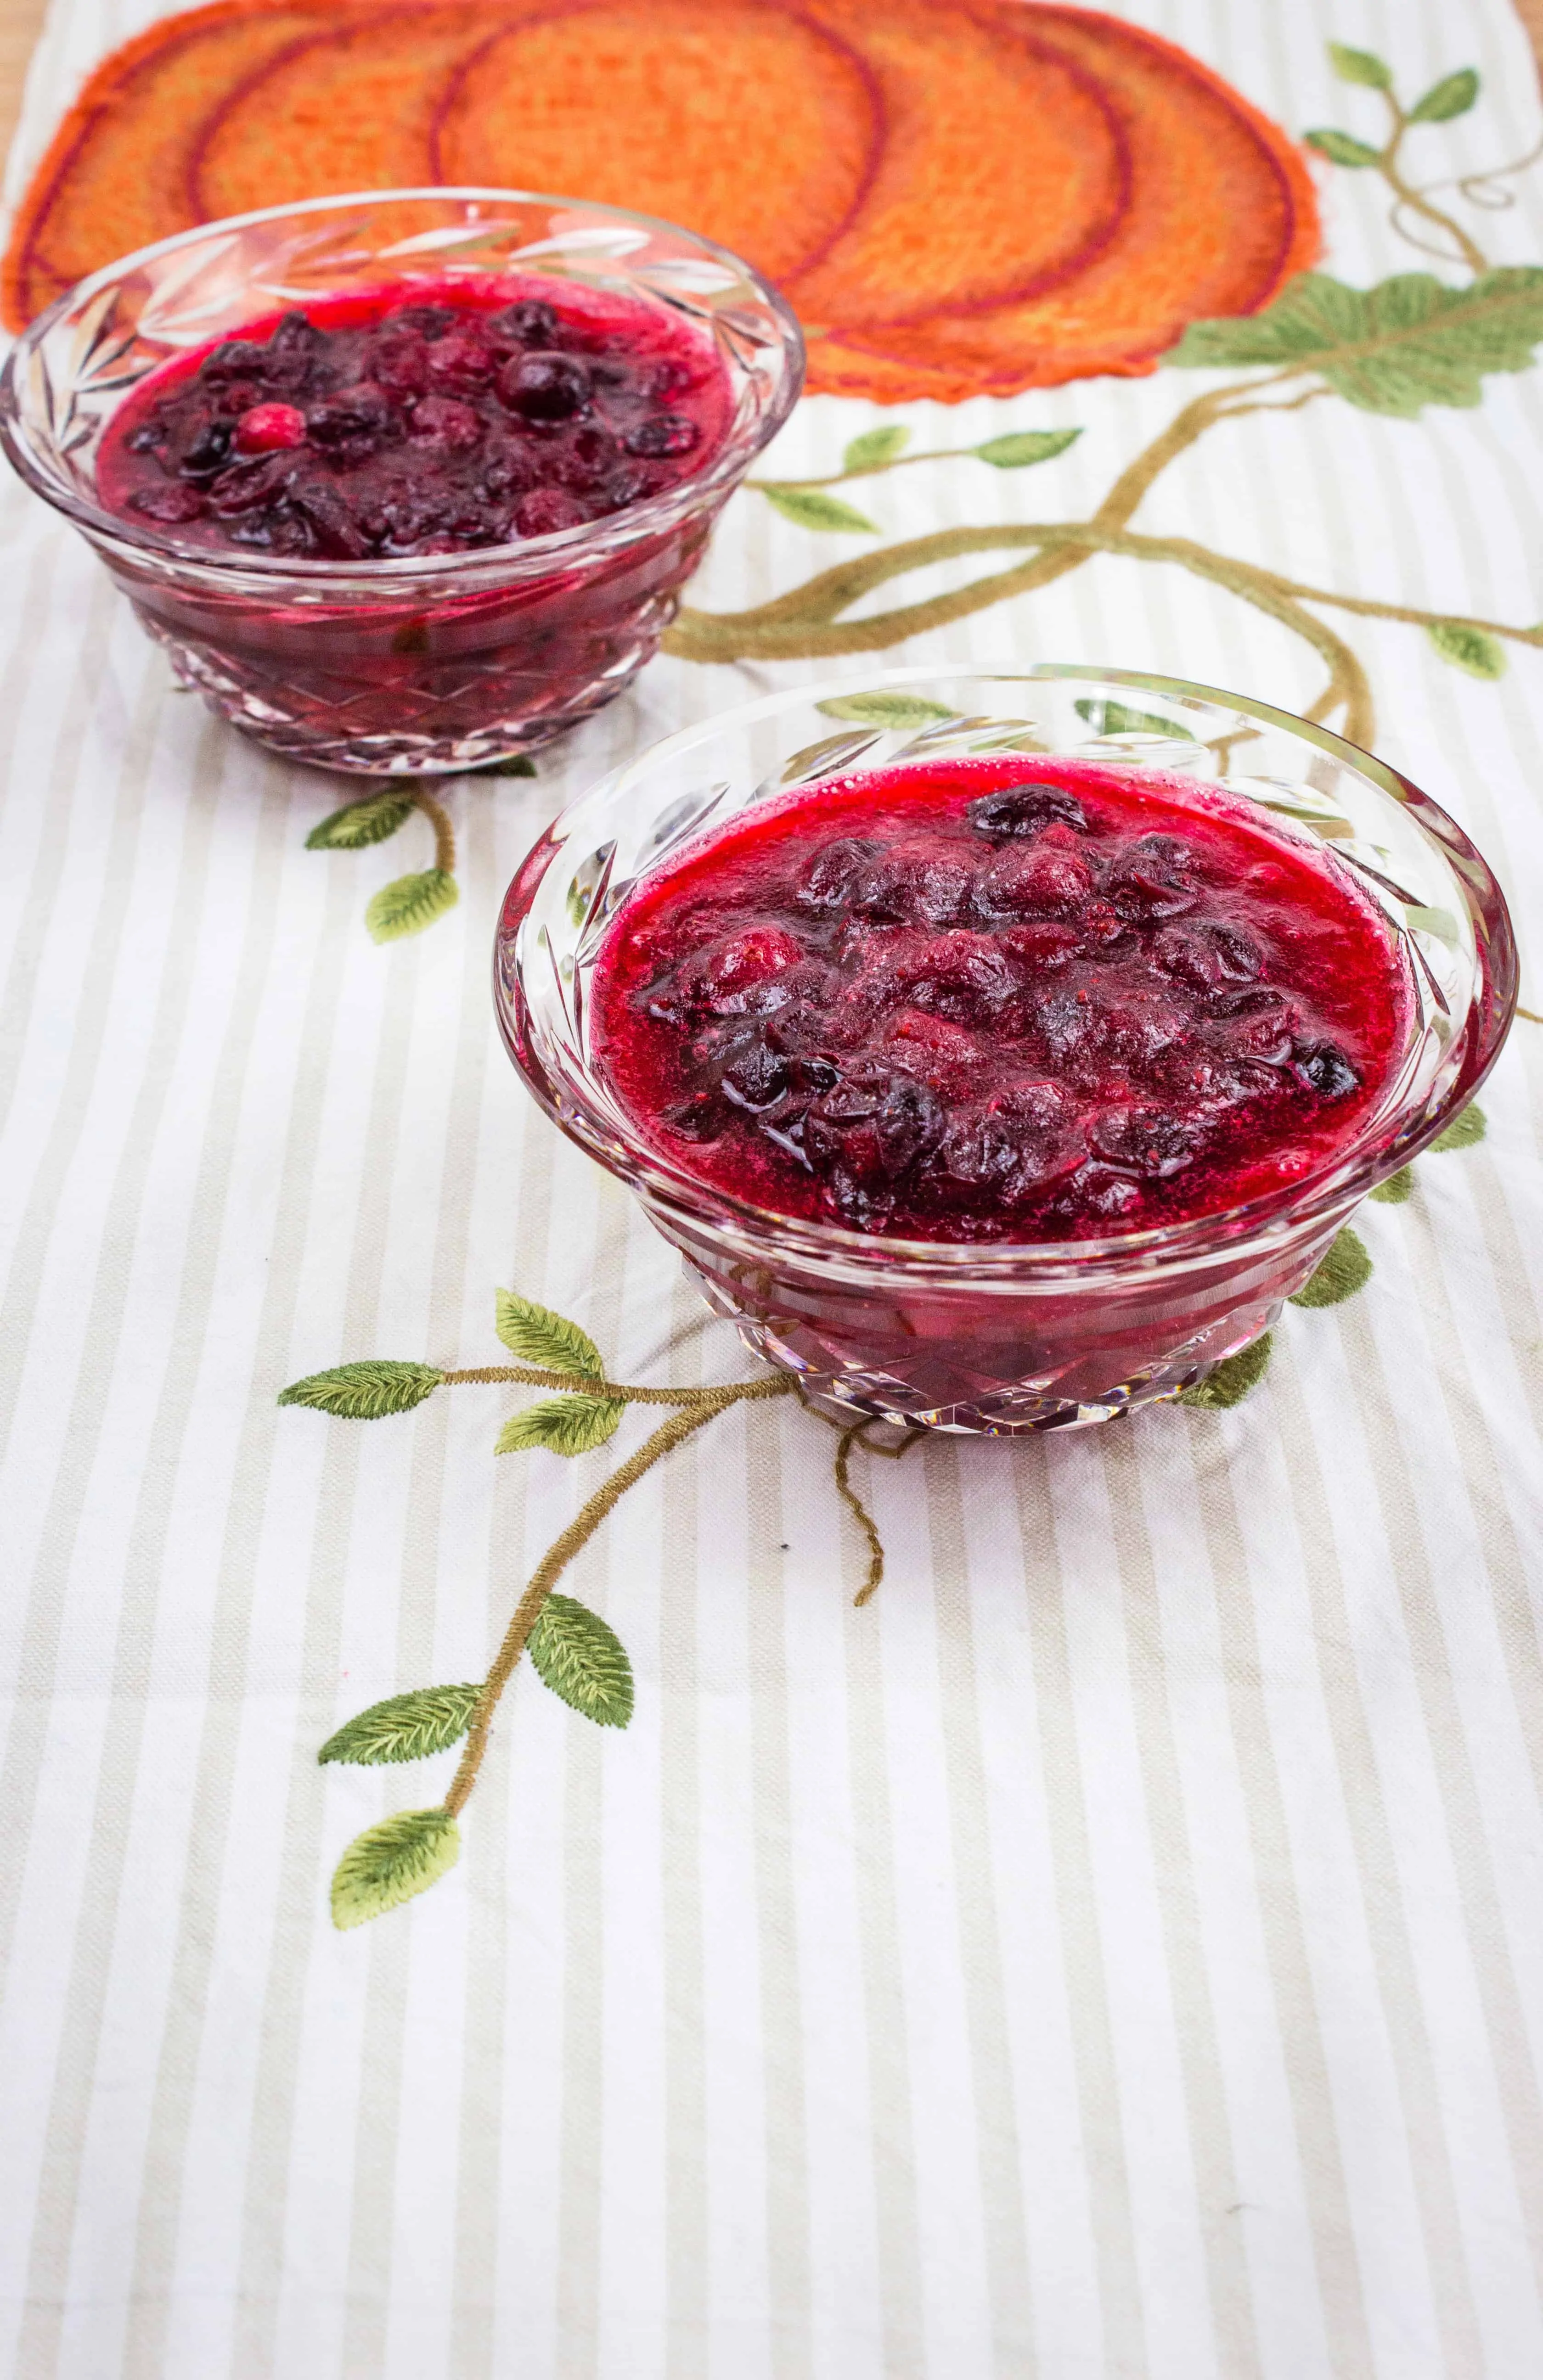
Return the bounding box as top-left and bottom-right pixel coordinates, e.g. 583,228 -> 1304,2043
494,667 -> 1516,1433
0,189 -> 803,775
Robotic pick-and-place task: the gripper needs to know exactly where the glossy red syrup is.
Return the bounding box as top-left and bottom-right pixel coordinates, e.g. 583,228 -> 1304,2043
98,275 -> 732,560
592,759 -> 1409,1242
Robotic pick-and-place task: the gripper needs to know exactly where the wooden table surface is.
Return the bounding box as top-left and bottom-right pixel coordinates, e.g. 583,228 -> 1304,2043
0,0 -> 50,171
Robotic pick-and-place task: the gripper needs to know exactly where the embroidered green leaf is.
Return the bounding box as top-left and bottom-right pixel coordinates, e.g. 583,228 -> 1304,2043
528,1593 -> 635,1727
973,428 -> 1082,467
1431,1100 -> 1486,1152
1427,620 -> 1506,679
277,1360 -> 444,1419
494,1289 -> 603,1377
1408,67 -> 1479,124
320,1684 -> 480,1766
1305,129 -> 1384,168
816,692 -> 957,727
843,424 -> 911,471
1166,269 -> 1543,416
473,753 -> 537,775
1289,1225 -> 1374,1308
1328,42 -> 1392,89
366,867 -> 459,942
306,788 -> 417,850
760,486 -> 878,533
330,1807 -> 460,1929
1178,1331 -> 1274,1408
496,1394 -> 626,1456
1370,1165 -> 1415,1204
1075,696 -> 1186,737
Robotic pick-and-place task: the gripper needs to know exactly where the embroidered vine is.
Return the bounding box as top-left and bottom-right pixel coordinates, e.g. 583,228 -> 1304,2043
282,1103 -> 1486,1927
304,753 -> 535,940
664,41 -> 1543,1036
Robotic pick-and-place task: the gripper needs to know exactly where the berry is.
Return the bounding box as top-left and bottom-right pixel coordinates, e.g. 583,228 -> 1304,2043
625,412 -> 700,457
514,486 -> 588,537
101,285 -> 723,561
966,783 -> 1088,839
499,352 -> 591,423
232,401 -> 307,455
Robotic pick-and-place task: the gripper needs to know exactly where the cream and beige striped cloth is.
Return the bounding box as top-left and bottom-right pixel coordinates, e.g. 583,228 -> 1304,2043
3,1 -> 1543,2374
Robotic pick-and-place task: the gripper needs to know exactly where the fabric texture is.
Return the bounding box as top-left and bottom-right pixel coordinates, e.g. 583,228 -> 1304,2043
2,2 -> 1543,2375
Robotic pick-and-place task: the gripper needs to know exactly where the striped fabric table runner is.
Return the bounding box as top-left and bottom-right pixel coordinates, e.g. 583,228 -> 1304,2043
2,2 -> 1543,2374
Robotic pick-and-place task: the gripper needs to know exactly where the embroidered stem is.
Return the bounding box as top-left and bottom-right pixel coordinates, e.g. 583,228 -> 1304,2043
410,787 -> 456,876
833,1423 -> 887,1606
441,1363 -> 746,1407
1374,88 -> 1491,276
441,1373 -> 793,1816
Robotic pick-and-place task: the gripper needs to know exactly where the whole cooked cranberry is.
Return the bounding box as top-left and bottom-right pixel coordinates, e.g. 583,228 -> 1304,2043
1034,986 -> 1109,1068
490,298 -> 560,348
712,1027 -> 790,1111
975,842 -> 1092,919
967,783 -> 1088,840
1090,1104 -> 1199,1176
201,338 -> 270,382
172,414 -> 236,476
1291,1041 -> 1359,1099
514,486 -> 588,537
367,337 -> 428,399
479,442 -> 537,500
559,425 -> 620,492
262,311 -> 322,388
795,837 -> 881,914
888,931 -> 1020,1025
305,382 -> 392,445
1070,1164 -> 1144,1222
1000,922 -> 1082,972
426,331 -> 495,388
208,453 -> 299,515
500,353 -> 591,423
625,413 -> 700,458
395,304 -> 454,341
1104,988 -> 1191,1075
684,924 -> 804,1016
233,401 -> 307,455
1152,920 -> 1261,996
283,476 -> 370,558
851,839 -> 974,928
1207,987 -> 1295,1065
805,1065 -> 943,1185
1109,834 -> 1200,920
130,483 -> 206,522
408,395 -> 483,454
596,463 -> 657,512
124,421 -> 164,454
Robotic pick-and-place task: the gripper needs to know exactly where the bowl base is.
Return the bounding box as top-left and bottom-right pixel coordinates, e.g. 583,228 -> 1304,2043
141,602 -> 667,775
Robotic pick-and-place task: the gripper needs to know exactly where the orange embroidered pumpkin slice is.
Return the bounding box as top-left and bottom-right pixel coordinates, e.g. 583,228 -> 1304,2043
4,0 -> 349,326
783,0 -> 1129,328
188,3 -> 514,222
432,0 -> 883,288
806,5 -> 1318,400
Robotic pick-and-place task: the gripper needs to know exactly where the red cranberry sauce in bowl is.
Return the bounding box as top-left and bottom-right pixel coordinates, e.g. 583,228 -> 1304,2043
96,275 -> 732,560
0,191 -> 804,773
590,758 -> 1409,1245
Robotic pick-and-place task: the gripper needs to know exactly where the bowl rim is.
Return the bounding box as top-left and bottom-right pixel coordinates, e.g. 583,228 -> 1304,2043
495,663 -> 1520,1277
0,183 -> 806,586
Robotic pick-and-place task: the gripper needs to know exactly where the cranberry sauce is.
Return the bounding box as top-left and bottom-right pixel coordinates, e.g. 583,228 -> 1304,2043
591,760 -> 1409,1243
96,276 -> 732,561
